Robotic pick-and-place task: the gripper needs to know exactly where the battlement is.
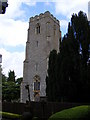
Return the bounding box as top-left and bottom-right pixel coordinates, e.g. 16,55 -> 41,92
30,11 -> 59,24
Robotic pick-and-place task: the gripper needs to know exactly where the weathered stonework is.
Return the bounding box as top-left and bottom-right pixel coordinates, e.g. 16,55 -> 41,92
20,11 -> 61,103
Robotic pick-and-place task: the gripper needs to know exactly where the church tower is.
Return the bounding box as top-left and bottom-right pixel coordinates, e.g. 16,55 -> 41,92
21,11 -> 61,102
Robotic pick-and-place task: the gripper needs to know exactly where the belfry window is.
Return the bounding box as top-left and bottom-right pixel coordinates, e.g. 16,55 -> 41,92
35,23 -> 40,34
46,22 -> 50,37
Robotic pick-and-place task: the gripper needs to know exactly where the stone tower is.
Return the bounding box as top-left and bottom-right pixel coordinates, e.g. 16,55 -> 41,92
21,11 -> 61,102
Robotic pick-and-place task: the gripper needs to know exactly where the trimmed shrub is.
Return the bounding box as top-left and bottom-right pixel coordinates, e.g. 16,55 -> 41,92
48,105 -> 90,120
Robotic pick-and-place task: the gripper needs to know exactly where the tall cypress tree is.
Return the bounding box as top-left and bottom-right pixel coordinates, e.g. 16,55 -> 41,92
46,11 -> 90,103
71,11 -> 90,102
46,50 -> 57,101
57,23 -> 80,102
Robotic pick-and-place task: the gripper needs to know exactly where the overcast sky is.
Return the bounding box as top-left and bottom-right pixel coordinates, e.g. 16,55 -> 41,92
0,0 -> 89,78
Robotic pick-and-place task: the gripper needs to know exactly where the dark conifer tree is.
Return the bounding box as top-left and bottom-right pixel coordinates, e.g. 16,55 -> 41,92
46,50 -> 57,101
71,11 -> 90,102
46,11 -> 90,103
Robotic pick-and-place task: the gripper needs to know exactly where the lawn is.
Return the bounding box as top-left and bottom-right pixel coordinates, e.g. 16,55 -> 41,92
0,111 -> 38,120
0,111 -> 21,119
49,105 -> 90,120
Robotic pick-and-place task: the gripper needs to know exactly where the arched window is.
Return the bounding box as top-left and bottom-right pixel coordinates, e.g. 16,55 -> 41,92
46,22 -> 50,37
54,25 -> 56,36
35,23 -> 40,34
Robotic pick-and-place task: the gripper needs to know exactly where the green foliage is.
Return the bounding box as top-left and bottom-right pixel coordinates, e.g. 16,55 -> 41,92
16,77 -> 23,85
58,23 -> 80,102
71,11 -> 90,67
2,70 -> 23,102
46,11 -> 90,102
46,50 -> 58,101
49,105 -> 90,120
2,81 -> 20,102
7,70 -> 16,82
70,11 -> 90,102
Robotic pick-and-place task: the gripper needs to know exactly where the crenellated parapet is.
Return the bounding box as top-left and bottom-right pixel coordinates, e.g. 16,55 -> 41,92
30,11 -> 59,24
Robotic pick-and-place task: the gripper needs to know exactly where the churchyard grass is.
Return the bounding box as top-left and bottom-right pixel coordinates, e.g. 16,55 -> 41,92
48,105 -> 90,120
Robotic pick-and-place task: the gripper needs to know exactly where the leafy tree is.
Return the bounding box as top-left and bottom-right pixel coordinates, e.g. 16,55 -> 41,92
71,11 -> 90,69
46,11 -> 90,103
15,77 -> 23,85
2,71 -> 22,102
2,81 -> 20,102
57,23 -> 80,102
71,11 -> 90,102
2,74 -> 7,83
46,50 -> 57,101
7,70 -> 16,82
